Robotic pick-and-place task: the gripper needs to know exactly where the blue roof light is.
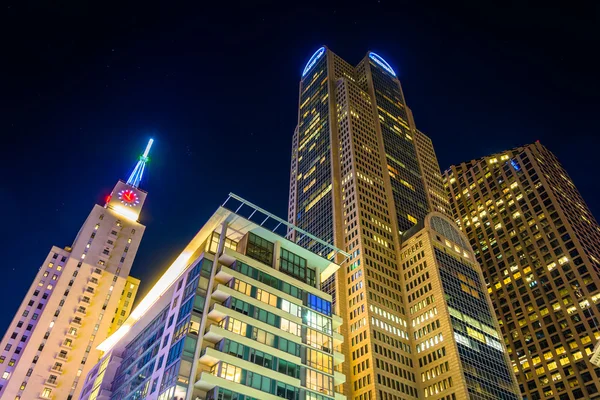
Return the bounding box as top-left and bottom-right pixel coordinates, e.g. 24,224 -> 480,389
302,47 -> 326,77
369,52 -> 396,77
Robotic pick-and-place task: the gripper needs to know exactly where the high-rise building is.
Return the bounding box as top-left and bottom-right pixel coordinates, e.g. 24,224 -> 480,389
412,129 -> 452,219
288,46 -> 520,400
0,140 -> 154,400
79,194 -> 348,400
107,276 -> 140,336
445,142 -> 600,400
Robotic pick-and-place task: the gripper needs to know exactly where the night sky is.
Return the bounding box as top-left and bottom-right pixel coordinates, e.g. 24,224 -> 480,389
1,1 -> 598,334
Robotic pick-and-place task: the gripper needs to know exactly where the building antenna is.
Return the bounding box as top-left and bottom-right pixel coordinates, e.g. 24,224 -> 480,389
126,138 -> 154,188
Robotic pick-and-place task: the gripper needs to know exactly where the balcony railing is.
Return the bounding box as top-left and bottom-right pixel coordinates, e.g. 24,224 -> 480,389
50,366 -> 63,374
45,378 -> 58,387
60,341 -> 73,350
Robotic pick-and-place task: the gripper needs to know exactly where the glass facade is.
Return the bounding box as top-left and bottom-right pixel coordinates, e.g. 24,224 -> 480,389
157,258 -> 212,400
109,308 -> 169,400
81,212 -> 345,400
293,52 -> 335,256
280,248 -> 316,286
365,56 -> 428,234
435,249 -> 519,400
245,233 -> 274,265
200,231 -> 340,400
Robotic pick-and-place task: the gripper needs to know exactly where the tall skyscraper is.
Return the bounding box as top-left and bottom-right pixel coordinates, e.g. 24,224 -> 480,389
288,46 -> 520,400
445,142 -> 600,400
412,128 -> 452,219
80,194 -> 347,400
0,140 -> 153,400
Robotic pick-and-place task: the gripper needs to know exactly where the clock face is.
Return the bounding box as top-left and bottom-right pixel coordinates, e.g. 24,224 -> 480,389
118,189 -> 140,207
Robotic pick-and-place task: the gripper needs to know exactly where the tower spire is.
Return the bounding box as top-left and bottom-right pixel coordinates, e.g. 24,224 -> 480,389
126,138 -> 154,188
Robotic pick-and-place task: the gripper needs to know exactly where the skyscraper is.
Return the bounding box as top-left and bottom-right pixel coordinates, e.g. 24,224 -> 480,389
0,140 -> 153,400
445,142 -> 600,400
412,128 -> 452,219
288,46 -> 520,400
80,194 -> 348,400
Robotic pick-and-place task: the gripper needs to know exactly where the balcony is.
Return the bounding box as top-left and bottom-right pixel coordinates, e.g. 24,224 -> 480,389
203,324 -> 226,343
88,278 -> 99,287
92,268 -> 103,279
198,346 -> 221,366
335,392 -> 347,400
79,297 -> 91,306
218,247 -> 238,267
214,264 -> 233,284
333,350 -> 345,366
207,303 -> 228,322
332,314 -> 343,329
60,341 -> 73,350
50,366 -> 63,375
45,378 -> 59,388
97,256 -> 108,267
333,331 -> 343,346
334,370 -> 346,385
211,284 -> 231,302
71,318 -> 82,327
194,371 -> 220,391
66,330 -> 78,338
75,308 -> 86,316
56,353 -> 68,361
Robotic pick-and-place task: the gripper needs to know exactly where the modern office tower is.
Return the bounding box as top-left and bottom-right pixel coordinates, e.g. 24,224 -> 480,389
288,47 -> 429,255
401,213 -> 521,399
0,139 -> 153,400
288,46 -> 521,400
445,141 -> 600,400
79,194 -> 347,400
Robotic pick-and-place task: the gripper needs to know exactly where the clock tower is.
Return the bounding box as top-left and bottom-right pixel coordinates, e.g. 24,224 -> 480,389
105,138 -> 153,222
106,181 -> 148,222
0,139 -> 154,400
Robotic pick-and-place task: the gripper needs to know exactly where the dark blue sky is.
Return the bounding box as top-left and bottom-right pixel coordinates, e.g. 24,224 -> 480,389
1,1 -> 598,333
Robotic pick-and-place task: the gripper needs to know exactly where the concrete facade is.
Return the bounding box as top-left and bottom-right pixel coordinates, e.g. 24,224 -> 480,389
0,177 -> 147,399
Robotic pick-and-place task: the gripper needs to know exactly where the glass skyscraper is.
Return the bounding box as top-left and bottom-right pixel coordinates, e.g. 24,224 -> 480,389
288,46 -> 521,400
445,142 -> 600,400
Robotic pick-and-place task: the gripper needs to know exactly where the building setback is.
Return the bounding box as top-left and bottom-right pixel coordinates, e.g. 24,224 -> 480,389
79,195 -> 348,400
0,140 -> 153,399
288,46 -> 520,400
445,141 -> 600,400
